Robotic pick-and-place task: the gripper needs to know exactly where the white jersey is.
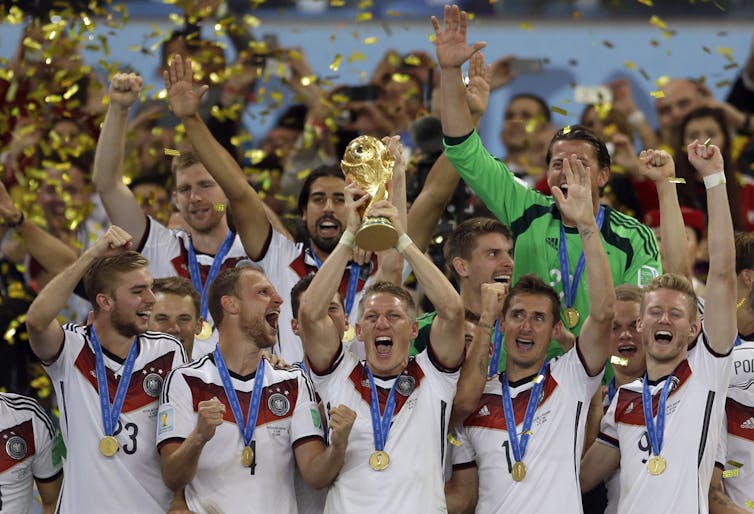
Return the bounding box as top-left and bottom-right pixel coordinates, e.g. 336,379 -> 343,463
452,345 -> 602,513
310,345 -> 460,513
0,393 -> 62,514
598,330 -> 733,514
157,355 -> 323,514
138,216 -> 250,355
722,338 -> 754,511
254,230 -> 378,364
44,324 -> 187,514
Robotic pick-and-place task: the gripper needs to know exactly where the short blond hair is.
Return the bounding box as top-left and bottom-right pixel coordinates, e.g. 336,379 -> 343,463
640,273 -> 698,321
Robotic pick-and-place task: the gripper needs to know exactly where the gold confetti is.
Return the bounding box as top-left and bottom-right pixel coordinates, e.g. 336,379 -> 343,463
624,60 -> 637,69
746,500 -> 754,509
728,460 -> 744,468
62,84 -> 79,100
355,12 -> 373,22
330,53 -> 342,71
649,15 -> 666,29
347,52 -> 367,63
656,75 -> 670,87
637,0 -> 653,5
704,137 -> 712,147
562,125 -> 571,134
722,469 -> 739,478
551,106 -> 568,116
363,37 -> 378,45
519,22 -> 533,31
610,355 -> 629,367
667,178 -> 686,184
650,90 -> 665,98
715,80 -> 731,88
724,63 -> 739,70
717,46 -> 734,59
213,203 -> 226,212
331,0 -> 346,6
448,433 -> 462,446
164,148 -> 181,156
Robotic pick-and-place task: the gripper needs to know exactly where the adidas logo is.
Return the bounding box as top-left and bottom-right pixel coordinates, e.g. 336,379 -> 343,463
545,237 -> 559,250
478,405 -> 490,417
741,417 -> 754,429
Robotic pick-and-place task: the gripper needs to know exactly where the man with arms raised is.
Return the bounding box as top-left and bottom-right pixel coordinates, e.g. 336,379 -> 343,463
433,4 -> 659,337
580,140 -> 736,513
443,130 -> 615,512
25,226 -> 187,513
297,184 -> 465,512
93,73 -> 249,350
157,264 -> 355,513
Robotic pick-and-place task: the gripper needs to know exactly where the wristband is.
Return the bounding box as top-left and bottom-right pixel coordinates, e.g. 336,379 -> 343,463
396,233 -> 413,253
703,171 -> 726,190
339,230 -> 356,248
627,110 -> 646,126
2,211 -> 24,228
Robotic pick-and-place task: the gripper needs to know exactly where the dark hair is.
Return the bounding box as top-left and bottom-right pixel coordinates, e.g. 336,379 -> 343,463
207,263 -> 265,327
290,273 -> 345,319
502,274 -> 561,326
357,281 -> 416,320
674,106 -> 742,231
83,251 -> 149,312
153,276 -> 201,318
545,124 -> 611,171
297,164 -> 345,215
508,93 -> 551,123
443,217 -> 513,280
735,232 -> 754,274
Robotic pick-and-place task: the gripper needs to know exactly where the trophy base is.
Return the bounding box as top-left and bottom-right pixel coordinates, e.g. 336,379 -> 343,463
355,217 -> 399,252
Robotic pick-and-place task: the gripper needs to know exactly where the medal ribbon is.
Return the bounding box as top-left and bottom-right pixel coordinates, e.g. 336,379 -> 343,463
214,347 -> 266,446
641,373 -> 673,457
188,230 -> 235,320
501,361 -> 549,465
364,364 -> 400,453
89,327 -> 139,437
558,205 -> 605,310
309,244 -> 361,318
607,377 -> 617,404
488,320 -> 504,377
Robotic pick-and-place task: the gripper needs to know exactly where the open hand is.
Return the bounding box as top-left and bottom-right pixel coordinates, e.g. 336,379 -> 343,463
163,55 -> 209,119
431,4 -> 486,69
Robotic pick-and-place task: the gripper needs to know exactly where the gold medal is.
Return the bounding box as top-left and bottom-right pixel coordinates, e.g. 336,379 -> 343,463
369,450 -> 390,471
343,325 -> 356,342
647,455 -> 667,475
511,460 -> 527,482
99,436 -> 119,457
241,446 -> 255,467
564,307 -> 580,329
197,320 -> 213,340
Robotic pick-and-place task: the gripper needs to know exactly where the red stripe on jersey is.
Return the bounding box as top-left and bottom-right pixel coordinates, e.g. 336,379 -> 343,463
288,250 -> 378,296
614,360 -> 692,426
463,374 -> 558,430
74,345 -> 177,413
170,246 -> 247,282
726,397 -> 754,441
0,420 -> 35,473
184,376 -> 299,426
348,359 -> 425,415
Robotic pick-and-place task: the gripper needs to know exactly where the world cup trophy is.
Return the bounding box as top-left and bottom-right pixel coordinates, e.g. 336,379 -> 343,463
340,135 -> 398,252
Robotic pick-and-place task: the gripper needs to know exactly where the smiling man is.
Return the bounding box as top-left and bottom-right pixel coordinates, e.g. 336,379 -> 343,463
25,226 -> 187,513
580,141 -> 736,513
297,185 -> 465,512
434,4 -> 660,337
149,277 -> 203,359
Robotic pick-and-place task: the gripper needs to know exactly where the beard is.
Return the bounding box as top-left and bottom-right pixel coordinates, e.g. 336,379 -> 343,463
308,215 -> 343,254
242,316 -> 277,349
110,309 -> 144,338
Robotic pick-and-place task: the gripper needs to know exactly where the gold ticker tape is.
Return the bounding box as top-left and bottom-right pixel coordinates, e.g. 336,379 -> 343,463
610,355 -> 629,367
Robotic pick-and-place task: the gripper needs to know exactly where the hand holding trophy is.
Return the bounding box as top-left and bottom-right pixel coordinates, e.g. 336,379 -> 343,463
340,135 -> 398,251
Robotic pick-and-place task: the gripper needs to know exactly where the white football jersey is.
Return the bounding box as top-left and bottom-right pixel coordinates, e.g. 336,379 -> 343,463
722,338 -> 754,511
138,216 -> 250,354
598,330 -> 733,514
452,346 -> 602,513
45,324 -> 186,513
310,345 -> 459,513
157,356 -> 324,514
0,393 -> 62,514
254,230 -> 378,364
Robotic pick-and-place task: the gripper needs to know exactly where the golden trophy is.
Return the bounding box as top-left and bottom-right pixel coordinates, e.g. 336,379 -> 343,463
340,135 -> 398,252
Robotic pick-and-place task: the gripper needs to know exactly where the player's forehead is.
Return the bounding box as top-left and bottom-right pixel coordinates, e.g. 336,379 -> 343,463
154,292 -> 196,315
363,292 -> 406,313
549,139 -> 598,163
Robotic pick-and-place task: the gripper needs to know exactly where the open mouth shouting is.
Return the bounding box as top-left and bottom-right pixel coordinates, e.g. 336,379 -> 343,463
616,342 -> 638,357
317,216 -> 342,239
265,309 -> 280,331
375,336 -> 393,357
653,330 -> 673,345
137,310 -> 152,323
494,274 -> 511,284
515,337 -> 534,352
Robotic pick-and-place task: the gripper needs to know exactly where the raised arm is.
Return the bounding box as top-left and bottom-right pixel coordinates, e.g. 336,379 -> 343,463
164,55 -> 271,260
25,226 -> 134,362
0,182 -> 77,275
298,184 -> 371,370
92,73 -> 148,242
552,157 -> 614,375
408,51 -> 491,253
432,4 -> 486,138
370,202 -> 466,368
688,141 -> 736,353
451,281 -> 507,428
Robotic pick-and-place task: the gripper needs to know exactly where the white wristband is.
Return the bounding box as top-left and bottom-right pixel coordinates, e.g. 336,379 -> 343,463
339,230 -> 356,248
396,233 -> 413,253
703,171 -> 726,190
627,110 -> 646,126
